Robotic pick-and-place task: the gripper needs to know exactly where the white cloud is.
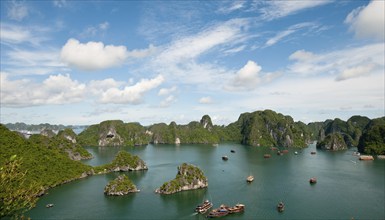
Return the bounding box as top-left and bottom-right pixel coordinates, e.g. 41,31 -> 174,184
158,86 -> 177,96
264,22 -> 319,47
80,22 -> 110,38
199,96 -> 213,104
345,0 -> 385,41
99,75 -> 164,104
217,1 -> 245,14
288,43 -> 384,80
60,38 -> 128,71
336,63 -> 376,81
231,60 -> 262,89
88,78 -> 124,95
159,95 -> 177,107
265,29 -> 295,47
127,44 -> 157,58
289,49 -> 316,61
156,18 -> 248,64
0,23 -> 48,45
53,0 -> 67,8
7,0 -> 29,21
259,1 -> 332,21
0,73 -> 85,107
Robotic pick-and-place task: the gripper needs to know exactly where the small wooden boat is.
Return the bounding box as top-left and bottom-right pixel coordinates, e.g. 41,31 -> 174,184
271,147 -> 278,151
207,204 -> 230,218
359,155 -> 374,160
264,154 -> 271,158
311,151 -> 316,155
228,203 -> 245,213
222,156 -> 228,161
309,177 -> 317,184
277,202 -> 284,212
246,175 -> 254,183
282,150 -> 289,154
277,151 -> 283,155
230,149 -> 235,153
195,200 -> 213,214
46,203 -> 54,208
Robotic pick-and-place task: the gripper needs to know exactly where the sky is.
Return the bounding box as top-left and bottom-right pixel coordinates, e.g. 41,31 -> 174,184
0,0 -> 384,126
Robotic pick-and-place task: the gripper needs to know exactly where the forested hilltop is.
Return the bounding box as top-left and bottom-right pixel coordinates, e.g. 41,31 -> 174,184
77,110 -> 312,148
5,109 -> 385,153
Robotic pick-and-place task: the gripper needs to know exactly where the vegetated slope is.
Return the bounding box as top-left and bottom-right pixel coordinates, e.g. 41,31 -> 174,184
231,110 -> 311,147
357,117 -> 385,155
0,124 -> 93,190
315,116 -> 371,150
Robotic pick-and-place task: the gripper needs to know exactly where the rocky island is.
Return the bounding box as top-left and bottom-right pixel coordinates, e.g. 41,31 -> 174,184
94,151 -> 148,174
155,163 -> 208,195
104,175 -> 139,196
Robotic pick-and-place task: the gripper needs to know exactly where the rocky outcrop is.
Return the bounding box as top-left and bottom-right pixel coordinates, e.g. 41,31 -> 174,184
57,129 -> 93,160
95,151 -> 148,174
155,163 -> 208,194
316,133 -> 347,151
231,110 -> 311,148
104,175 -> 139,196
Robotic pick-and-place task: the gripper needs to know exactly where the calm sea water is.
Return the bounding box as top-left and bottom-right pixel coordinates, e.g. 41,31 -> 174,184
27,143 -> 385,219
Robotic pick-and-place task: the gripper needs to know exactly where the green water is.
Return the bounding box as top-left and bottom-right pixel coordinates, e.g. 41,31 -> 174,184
27,143 -> 384,219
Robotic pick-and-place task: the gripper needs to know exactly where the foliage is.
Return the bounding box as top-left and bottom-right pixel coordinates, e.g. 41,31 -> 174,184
0,155 -> 40,218
316,133 -> 347,150
94,151 -> 146,173
104,175 -> 137,195
358,117 -> 385,155
157,163 -> 207,194
0,124 -> 93,191
234,110 -> 309,147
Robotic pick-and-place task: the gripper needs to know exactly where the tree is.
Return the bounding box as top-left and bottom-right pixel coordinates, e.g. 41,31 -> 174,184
0,155 -> 40,218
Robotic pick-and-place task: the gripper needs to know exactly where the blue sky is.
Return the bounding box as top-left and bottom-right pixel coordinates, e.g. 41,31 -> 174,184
1,0 -> 384,126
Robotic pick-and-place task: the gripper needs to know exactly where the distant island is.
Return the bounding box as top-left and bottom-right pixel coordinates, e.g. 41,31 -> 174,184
155,163 -> 208,194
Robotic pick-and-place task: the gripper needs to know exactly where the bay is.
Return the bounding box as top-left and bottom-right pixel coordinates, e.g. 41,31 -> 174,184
27,143 -> 385,219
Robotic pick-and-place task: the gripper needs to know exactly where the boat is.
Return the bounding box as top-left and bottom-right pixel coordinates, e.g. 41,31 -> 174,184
246,175 -> 254,183
264,154 -> 271,158
195,200 -> 213,214
207,204 -> 230,218
222,156 -> 228,161
282,150 -> 289,154
277,151 -> 283,156
311,151 -> 316,155
277,202 -> 284,212
230,149 -> 235,153
309,177 -> 317,184
228,203 -> 245,213
359,155 -> 374,160
46,203 -> 54,208
294,151 -> 298,155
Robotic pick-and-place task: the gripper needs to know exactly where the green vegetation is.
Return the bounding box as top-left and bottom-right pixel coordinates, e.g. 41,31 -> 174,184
0,155 -> 40,218
78,120 -> 150,146
316,133 -> 347,150
232,110 -> 310,147
156,163 -> 208,194
94,151 -> 147,173
0,124 -> 93,218
358,117 -> 385,155
314,116 -> 373,151
104,175 -> 138,195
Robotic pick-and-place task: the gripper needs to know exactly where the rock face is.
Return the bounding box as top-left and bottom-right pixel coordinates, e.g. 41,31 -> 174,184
104,175 -> 139,196
155,163 -> 208,194
57,129 -> 93,160
316,133 -> 347,151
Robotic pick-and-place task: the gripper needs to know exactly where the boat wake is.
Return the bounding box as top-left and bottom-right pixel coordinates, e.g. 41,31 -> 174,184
189,212 -> 198,216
